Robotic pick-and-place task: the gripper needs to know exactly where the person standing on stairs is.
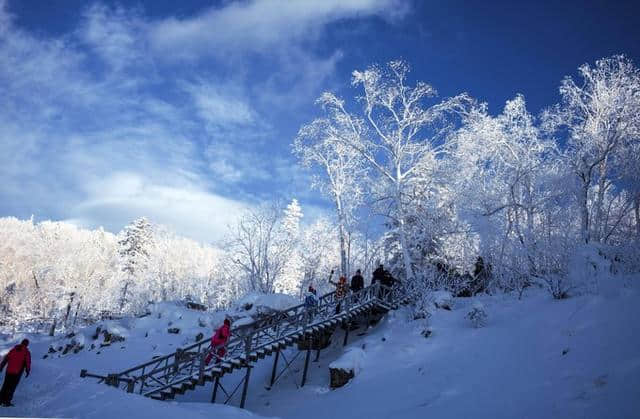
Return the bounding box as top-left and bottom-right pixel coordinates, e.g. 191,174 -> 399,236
350,269 -> 364,295
372,264 -> 386,299
205,318 -> 231,365
304,285 -> 318,322
0,339 -> 31,407
329,275 -> 349,314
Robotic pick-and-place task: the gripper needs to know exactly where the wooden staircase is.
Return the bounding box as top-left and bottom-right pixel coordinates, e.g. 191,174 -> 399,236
81,283 -> 410,406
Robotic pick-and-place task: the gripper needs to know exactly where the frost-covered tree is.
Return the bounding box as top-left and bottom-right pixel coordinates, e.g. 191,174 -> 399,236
0,216 -> 236,332
117,217 -> 153,311
297,218 -> 341,293
226,202 -> 297,294
275,199 -> 305,295
282,199 -> 303,237
543,55 -> 640,244
450,95 -> 562,285
307,60 -> 471,282
294,116 -> 366,277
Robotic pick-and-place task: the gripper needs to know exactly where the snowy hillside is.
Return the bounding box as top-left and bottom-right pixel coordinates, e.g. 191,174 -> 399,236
2,277 -> 639,419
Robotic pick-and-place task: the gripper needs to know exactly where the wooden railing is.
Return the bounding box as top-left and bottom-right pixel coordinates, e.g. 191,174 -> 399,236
80,281 -> 409,398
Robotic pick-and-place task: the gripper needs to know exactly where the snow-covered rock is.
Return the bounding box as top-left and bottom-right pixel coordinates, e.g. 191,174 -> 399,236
230,293 -> 300,322
329,347 -> 366,388
432,290 -> 454,310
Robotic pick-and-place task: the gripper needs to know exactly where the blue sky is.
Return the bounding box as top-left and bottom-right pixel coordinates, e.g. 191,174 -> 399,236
1,0 -> 639,243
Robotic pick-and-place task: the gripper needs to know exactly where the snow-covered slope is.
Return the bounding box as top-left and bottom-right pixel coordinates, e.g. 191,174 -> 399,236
1,279 -> 639,419
245,279 -> 640,419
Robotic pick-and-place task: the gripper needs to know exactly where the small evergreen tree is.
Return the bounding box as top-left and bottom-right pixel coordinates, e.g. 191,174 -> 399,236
118,217 -> 153,311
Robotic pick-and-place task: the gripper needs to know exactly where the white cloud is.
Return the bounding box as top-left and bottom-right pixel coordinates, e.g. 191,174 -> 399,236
149,0 -> 408,58
0,0 -> 410,241
183,80 -> 258,127
79,3 -> 150,72
68,172 -> 247,243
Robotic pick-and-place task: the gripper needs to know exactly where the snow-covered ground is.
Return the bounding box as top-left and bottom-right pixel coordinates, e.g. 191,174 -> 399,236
1,277 -> 639,418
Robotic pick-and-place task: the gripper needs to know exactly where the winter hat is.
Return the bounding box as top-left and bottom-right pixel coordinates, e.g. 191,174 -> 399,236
356,269 -> 361,274
308,285 -> 315,291
21,339 -> 29,347
224,318 -> 231,326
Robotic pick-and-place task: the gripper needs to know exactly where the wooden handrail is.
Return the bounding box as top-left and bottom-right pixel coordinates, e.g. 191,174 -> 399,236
82,282 -> 409,397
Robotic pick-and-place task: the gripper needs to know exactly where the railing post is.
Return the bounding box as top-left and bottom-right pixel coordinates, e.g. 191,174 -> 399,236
343,318 -> 350,347
174,348 -> 183,376
240,366 -> 252,409
106,373 -> 119,387
269,349 -> 280,387
126,378 -> 135,393
139,366 -> 146,395
301,332 -> 312,387
198,351 -> 206,385
239,335 -> 252,408
211,374 -> 220,403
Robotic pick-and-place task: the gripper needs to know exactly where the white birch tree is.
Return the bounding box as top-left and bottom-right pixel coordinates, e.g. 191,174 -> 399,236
307,60 -> 471,282
543,55 -> 640,244
294,115 -> 365,277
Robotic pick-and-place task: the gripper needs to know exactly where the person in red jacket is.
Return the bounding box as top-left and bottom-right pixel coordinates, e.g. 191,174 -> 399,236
0,339 -> 31,407
205,319 -> 231,365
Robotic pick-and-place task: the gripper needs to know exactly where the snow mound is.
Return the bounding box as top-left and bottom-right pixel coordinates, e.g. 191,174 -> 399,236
432,290 -> 454,310
568,244 -> 615,296
230,293 -> 300,324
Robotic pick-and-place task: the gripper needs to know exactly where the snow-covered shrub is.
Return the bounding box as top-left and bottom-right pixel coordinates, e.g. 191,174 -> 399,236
543,244 -> 614,299
466,302 -> 488,328
411,289 -> 433,321
599,243 -> 640,275
542,274 -> 571,299
432,290 -> 454,310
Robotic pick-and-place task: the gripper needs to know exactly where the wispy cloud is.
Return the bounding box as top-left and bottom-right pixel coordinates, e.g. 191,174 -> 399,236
148,0 -> 408,58
0,0 -> 408,241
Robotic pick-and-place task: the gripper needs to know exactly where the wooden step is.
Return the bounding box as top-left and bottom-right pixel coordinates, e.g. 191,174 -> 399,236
160,389 -> 174,400
171,384 -> 185,395
149,392 -> 163,400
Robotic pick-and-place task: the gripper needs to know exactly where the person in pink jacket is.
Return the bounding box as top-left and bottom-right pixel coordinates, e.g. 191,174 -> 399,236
205,318 -> 231,365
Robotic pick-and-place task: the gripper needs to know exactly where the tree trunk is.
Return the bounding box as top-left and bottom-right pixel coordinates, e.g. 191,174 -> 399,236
73,303 -> 81,327
49,318 -> 57,336
64,293 -> 75,325
395,185 -> 415,282
346,231 -> 352,277
579,177 -> 590,244
523,176 -> 537,276
120,280 -> 130,311
335,198 -> 348,278
592,159 -> 609,243
635,193 -> 640,242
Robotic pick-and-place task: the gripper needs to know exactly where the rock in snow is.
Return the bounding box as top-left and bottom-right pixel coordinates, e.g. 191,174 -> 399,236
329,347 -> 366,388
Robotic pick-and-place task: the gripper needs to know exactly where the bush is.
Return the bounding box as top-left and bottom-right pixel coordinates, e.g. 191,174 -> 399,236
466,302 -> 488,328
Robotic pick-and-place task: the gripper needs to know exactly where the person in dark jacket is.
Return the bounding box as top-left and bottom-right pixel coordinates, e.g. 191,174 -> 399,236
0,339 -> 31,407
372,264 -> 385,285
381,269 -> 397,288
350,270 -> 364,293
